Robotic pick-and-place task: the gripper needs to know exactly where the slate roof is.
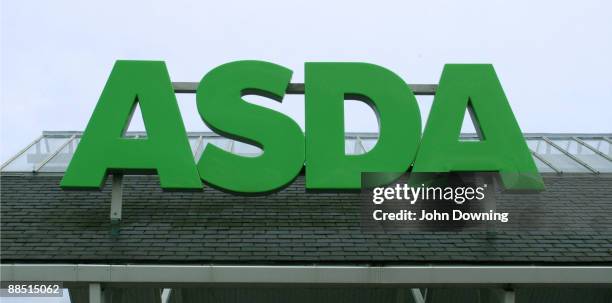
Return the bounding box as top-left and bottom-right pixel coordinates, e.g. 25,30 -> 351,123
1,174 -> 611,264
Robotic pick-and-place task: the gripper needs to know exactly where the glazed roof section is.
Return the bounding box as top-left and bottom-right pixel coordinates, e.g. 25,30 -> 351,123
1,131 -> 612,174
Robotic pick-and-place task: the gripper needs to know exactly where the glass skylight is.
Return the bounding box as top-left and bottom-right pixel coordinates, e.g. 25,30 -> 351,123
2,131 -> 611,174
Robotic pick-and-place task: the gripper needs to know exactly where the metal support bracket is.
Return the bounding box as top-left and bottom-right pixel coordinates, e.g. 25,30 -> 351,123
173,82 -> 438,95
161,288 -> 172,303
410,288 -> 427,303
89,283 -> 102,303
110,174 -> 123,236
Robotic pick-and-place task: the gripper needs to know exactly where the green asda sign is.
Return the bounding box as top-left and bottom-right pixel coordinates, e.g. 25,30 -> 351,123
60,60 -> 543,192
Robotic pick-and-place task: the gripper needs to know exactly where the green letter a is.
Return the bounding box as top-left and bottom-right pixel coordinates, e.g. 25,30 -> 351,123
61,60 -> 201,189
413,64 -> 544,190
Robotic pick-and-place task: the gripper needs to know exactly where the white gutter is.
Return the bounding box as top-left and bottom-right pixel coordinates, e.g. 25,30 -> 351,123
1,264 -> 611,286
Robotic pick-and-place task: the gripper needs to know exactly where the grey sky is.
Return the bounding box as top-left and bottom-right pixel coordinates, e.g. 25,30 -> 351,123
1,0 -> 611,165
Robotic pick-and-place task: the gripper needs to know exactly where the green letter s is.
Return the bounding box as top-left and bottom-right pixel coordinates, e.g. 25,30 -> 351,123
196,61 -> 305,193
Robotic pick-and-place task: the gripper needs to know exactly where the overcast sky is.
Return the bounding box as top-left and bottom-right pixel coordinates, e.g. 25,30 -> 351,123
1,0 -> 611,165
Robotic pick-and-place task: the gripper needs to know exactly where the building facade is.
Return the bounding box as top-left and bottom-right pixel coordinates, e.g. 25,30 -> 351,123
1,132 -> 611,303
